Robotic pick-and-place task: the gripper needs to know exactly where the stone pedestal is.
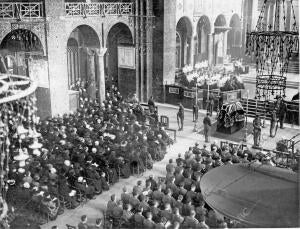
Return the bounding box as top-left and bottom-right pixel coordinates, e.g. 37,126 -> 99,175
96,48 -> 107,104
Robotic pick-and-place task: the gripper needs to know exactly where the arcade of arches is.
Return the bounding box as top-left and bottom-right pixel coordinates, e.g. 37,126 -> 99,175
0,29 -> 44,76
175,14 -> 243,69
106,23 -> 134,98
67,25 -> 101,100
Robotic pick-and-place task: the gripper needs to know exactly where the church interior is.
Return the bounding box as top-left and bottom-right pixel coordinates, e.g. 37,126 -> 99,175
0,0 -> 299,228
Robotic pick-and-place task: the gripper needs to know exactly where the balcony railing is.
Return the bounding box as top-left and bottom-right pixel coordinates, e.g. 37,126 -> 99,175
65,2 -> 133,17
0,2 -> 43,19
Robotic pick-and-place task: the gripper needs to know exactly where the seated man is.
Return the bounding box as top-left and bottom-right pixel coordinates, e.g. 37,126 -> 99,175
143,212 -> 156,228
121,186 -> 132,205
172,207 -> 184,224
182,209 -> 199,228
152,184 -> 164,202
107,194 -> 118,218
129,190 -> 140,210
150,199 -> 161,222
133,206 -> 144,228
160,202 -> 173,221
162,188 -> 176,208
122,204 -> 133,227
40,193 -> 60,221
75,176 -> 96,199
112,200 -> 123,219
78,215 -> 89,229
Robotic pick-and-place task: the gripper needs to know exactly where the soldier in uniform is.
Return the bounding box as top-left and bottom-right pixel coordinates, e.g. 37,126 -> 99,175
208,92 -> 215,116
253,114 -> 262,147
193,101 -> 199,122
203,113 -> 212,143
177,103 -> 184,131
278,98 -> 287,129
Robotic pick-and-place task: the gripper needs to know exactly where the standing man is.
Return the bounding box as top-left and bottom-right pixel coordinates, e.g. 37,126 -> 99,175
148,95 -> 155,114
203,112 -> 212,143
208,92 -> 215,116
278,98 -> 287,129
269,109 -> 277,137
177,103 -> 184,131
253,114 -> 262,147
193,100 -> 199,122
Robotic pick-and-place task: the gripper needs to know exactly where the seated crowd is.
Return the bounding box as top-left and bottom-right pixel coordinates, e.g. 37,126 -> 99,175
105,141 -> 298,229
5,85 -> 173,225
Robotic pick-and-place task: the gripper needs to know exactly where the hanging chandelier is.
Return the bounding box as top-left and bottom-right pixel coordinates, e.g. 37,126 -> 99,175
0,73 -> 38,224
246,0 -> 299,100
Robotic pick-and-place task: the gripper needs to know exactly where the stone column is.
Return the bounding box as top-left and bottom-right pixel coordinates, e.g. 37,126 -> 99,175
163,0 -> 176,85
268,3 -> 275,30
223,31 -> 228,62
207,33 -> 214,66
189,35 -> 195,66
286,0 -> 292,31
96,48 -> 107,104
86,48 -> 96,100
146,0 -> 153,100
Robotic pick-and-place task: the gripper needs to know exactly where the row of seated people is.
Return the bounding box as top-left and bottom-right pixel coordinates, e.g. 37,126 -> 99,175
61,139 -> 297,229
105,140 -> 288,229
5,86 -> 172,226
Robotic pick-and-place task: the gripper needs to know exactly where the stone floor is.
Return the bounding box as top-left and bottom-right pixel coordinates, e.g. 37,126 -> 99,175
42,104 -> 299,228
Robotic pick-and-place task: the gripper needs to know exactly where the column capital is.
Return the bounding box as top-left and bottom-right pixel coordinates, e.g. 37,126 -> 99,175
96,48 -> 107,57
87,48 -> 96,56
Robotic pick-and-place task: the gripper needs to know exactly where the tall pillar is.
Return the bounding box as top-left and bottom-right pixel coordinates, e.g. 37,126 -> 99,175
268,3 -> 275,30
189,35 -> 195,66
87,48 -> 96,100
146,0 -> 153,99
96,48 -> 107,103
286,0 -> 292,31
208,33 -> 214,66
140,0 -> 145,102
135,0 -> 140,99
223,31 -> 228,62
163,0 -> 176,85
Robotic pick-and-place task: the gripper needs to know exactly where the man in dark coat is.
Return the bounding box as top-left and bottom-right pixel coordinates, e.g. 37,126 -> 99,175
177,103 -> 184,131
193,102 -> 199,122
203,113 -> 212,143
148,95 -> 156,114
253,114 -> 262,147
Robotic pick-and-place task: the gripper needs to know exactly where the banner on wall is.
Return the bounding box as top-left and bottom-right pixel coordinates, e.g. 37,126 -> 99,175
118,46 -> 135,69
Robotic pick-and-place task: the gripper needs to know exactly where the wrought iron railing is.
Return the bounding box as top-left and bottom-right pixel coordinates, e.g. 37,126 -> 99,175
0,2 -> 43,19
65,2 -> 133,17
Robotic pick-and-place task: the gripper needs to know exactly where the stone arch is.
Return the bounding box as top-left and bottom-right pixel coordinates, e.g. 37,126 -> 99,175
213,14 -> 228,65
214,14 -> 227,29
196,15 -> 211,62
66,24 -> 101,100
0,29 -> 44,75
105,20 -> 133,48
106,22 -> 134,97
176,16 -> 193,68
227,13 -> 242,59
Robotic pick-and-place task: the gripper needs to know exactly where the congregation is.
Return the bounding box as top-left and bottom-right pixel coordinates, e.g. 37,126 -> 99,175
5,83 -> 173,226
103,141 -> 299,229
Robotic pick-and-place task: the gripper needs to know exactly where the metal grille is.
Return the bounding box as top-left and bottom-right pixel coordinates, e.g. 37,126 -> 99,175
0,2 -> 43,19
65,2 -> 133,17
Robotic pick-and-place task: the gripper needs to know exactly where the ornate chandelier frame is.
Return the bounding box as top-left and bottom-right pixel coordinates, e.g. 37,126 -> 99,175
246,0 -> 299,100
0,73 -> 38,224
